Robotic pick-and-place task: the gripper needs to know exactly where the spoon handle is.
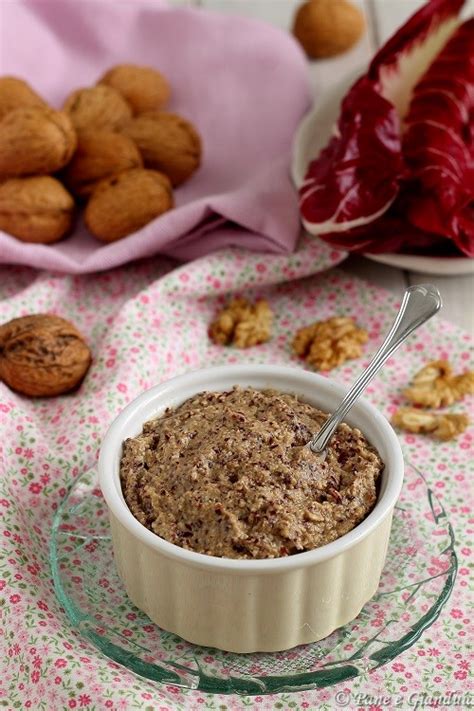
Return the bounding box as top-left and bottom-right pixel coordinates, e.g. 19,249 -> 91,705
309,284 -> 442,454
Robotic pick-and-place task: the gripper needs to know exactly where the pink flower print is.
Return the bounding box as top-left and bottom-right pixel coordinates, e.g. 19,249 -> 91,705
451,608 -> 463,618
455,670 -> 467,680
54,676 -> 61,685
9,594 -> 20,604
393,663 -> 405,672
23,448 -> 34,458
428,647 -> 440,656
105,702 -> 113,708
33,655 -> 41,668
434,676 -> 442,682
461,548 -> 471,556
28,482 -> 42,494
0,581 -> 5,591
117,383 -> 127,393
68,701 -> 77,709
31,670 -> 40,684
54,658 -> 67,668
79,694 -> 91,707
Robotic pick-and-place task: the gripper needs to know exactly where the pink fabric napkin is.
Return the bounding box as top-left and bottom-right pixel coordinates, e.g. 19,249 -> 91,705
0,236 -> 471,708
0,0 -> 310,273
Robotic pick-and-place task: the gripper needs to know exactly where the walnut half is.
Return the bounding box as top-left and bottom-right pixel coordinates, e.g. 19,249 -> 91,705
292,316 -> 368,371
209,298 -> 273,348
392,407 -> 469,441
404,360 -> 474,408
0,314 -> 92,397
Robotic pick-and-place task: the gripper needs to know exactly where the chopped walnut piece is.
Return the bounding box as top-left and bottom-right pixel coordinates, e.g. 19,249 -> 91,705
292,316 -> 368,371
209,298 -> 273,348
392,407 -> 469,441
404,360 -> 474,408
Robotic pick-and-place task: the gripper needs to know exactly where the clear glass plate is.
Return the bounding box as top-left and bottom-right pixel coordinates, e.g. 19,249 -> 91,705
50,459 -> 457,695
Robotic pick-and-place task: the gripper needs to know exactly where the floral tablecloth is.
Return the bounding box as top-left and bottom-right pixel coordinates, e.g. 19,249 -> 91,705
0,235 -> 472,710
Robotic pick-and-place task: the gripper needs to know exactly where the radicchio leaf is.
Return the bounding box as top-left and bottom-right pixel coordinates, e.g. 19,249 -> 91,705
300,0 -> 465,240
403,19 -> 474,257
368,0 -> 465,117
300,78 -> 404,234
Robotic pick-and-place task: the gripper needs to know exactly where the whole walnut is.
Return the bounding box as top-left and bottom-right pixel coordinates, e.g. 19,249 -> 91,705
85,168 -> 173,242
122,112 -> 201,186
0,76 -> 47,120
98,64 -> 170,115
0,314 -> 92,397
63,130 -> 143,198
0,176 -> 75,243
0,107 -> 77,179
293,0 -> 365,58
63,85 -> 132,133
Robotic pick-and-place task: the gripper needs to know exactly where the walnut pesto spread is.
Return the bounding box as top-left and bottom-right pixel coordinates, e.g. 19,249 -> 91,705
120,387 -> 384,559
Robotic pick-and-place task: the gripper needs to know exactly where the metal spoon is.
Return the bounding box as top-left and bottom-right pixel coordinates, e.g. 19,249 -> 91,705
308,284 -> 442,457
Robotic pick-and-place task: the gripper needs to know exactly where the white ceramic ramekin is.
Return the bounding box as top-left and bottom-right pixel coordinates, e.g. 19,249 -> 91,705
99,365 -> 404,653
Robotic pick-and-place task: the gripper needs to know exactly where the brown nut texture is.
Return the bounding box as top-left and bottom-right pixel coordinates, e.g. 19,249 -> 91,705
63,130 -> 143,198
292,316 -> 368,371
85,168 -> 173,242
404,360 -> 474,408
0,314 -> 92,397
392,407 -> 469,441
98,64 -> 170,114
0,76 -> 47,120
63,85 -> 132,133
293,0 -> 365,58
0,107 -> 77,179
209,298 -> 273,348
0,176 -> 75,243
122,112 -> 201,186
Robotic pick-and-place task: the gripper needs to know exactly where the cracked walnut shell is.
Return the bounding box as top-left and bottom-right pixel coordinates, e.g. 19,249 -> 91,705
209,298 -> 273,348
0,314 -> 92,397
404,360 -> 474,408
122,112 -> 201,187
63,85 -> 132,133
392,407 -> 469,441
0,176 -> 75,243
98,64 -> 170,115
0,107 -> 77,179
292,316 -> 368,370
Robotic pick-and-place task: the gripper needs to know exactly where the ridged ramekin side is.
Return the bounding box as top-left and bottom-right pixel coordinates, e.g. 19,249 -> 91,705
108,510 -> 394,653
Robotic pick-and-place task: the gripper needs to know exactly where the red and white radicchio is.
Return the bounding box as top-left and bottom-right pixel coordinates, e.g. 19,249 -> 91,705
300,0 -> 473,257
